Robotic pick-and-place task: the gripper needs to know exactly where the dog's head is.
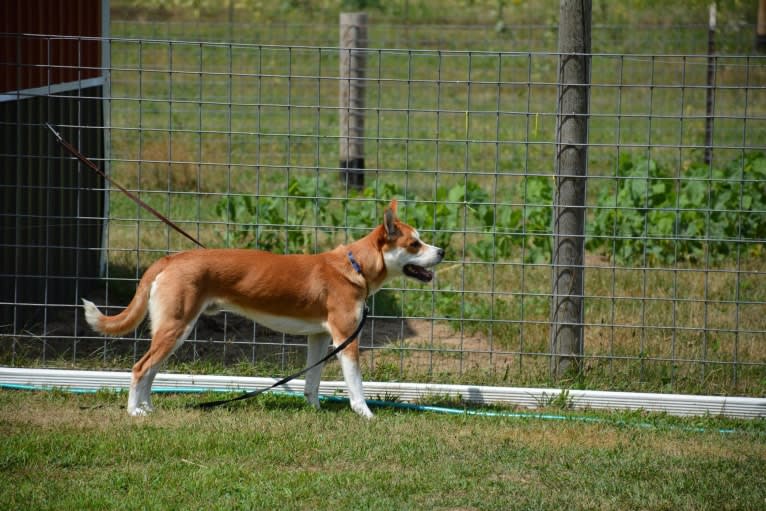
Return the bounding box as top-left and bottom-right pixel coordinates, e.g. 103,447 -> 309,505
380,199 -> 445,283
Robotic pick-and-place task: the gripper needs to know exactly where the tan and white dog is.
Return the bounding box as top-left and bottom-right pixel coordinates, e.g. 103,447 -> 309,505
82,199 -> 444,418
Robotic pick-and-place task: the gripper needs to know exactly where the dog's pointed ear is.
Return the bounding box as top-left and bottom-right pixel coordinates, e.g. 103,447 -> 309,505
383,199 -> 400,240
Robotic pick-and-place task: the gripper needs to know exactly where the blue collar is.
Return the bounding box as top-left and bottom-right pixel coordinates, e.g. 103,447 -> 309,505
347,251 -> 363,275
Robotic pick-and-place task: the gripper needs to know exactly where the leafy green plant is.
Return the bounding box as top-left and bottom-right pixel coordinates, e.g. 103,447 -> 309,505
470,175 -> 553,264
214,154 -> 766,269
588,155 -> 675,264
218,177 -> 532,262
215,174 -> 337,253
588,152 -> 766,265
680,152 -> 766,260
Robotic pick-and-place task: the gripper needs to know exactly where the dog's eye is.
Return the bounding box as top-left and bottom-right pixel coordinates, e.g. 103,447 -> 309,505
409,240 -> 421,249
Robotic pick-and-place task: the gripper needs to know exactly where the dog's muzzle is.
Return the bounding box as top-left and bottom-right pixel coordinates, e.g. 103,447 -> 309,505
403,248 -> 445,283
404,264 -> 434,282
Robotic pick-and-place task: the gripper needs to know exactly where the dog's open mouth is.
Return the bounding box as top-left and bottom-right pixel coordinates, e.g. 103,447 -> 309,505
403,264 -> 434,283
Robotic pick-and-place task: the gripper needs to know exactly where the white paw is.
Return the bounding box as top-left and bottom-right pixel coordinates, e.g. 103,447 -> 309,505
351,401 -> 374,419
128,403 -> 153,416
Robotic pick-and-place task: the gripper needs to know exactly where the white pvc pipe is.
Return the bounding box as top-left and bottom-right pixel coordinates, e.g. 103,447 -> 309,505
1,367 -> 763,419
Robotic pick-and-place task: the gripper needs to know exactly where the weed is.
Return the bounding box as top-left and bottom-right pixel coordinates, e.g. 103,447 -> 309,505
414,392 -> 465,408
536,389 -> 576,410
372,392 -> 402,403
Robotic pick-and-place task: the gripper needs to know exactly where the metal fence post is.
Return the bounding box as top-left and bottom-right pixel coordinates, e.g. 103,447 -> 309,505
550,0 -> 591,379
339,12 -> 367,190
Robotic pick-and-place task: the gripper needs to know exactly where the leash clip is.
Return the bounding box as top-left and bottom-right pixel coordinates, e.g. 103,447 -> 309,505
45,122 -> 63,143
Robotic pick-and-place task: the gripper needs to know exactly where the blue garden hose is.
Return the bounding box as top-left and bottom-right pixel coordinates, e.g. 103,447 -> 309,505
0,382 -> 744,434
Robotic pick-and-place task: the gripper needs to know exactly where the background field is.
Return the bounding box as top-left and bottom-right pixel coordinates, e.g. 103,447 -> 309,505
103,0 -> 766,395
3,0 -> 765,397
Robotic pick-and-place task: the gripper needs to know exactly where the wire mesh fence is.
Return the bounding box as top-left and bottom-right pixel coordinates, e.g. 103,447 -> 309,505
2,32 -> 765,397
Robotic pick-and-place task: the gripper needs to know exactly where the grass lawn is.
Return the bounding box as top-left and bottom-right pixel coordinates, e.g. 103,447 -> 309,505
1,388 -> 764,510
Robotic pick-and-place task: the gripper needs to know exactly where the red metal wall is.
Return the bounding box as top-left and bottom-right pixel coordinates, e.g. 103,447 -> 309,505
0,0 -> 103,93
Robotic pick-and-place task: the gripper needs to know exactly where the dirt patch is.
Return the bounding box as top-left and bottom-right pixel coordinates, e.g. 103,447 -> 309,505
365,317 -> 516,376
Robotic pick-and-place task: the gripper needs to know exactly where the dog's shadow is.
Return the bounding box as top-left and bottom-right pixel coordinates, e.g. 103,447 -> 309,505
186,393 -> 353,415
183,289 -> 417,366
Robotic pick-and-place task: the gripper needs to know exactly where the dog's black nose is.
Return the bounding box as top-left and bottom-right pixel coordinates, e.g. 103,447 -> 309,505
438,248 -> 445,259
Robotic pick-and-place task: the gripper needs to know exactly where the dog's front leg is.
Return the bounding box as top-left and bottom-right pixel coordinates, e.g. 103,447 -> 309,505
304,333 -> 331,410
337,342 -> 374,419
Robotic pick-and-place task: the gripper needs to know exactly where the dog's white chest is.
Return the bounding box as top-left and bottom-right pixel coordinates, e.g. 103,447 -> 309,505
254,313 -> 328,336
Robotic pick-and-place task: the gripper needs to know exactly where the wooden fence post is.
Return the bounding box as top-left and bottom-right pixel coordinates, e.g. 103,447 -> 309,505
704,2 -> 717,165
757,0 -> 766,51
339,12 -> 367,189
550,0 -> 591,379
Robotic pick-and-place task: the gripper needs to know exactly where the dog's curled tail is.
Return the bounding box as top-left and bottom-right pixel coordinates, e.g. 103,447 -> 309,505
82,257 -> 169,336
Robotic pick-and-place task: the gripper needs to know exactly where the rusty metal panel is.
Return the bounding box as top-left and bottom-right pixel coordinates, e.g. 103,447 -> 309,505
0,0 -> 103,93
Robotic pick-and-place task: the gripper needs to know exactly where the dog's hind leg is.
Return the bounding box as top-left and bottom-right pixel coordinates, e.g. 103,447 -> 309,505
128,276 -> 202,416
133,365 -> 160,413
128,319 -> 196,416
127,271 -> 208,416
304,333 -> 331,410
128,327 -> 177,416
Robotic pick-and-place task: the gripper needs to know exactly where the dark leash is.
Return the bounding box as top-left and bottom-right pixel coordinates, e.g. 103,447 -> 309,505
194,303 -> 369,409
45,122 -> 207,249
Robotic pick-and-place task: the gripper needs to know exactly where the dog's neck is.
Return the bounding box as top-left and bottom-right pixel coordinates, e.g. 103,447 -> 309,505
344,227 -> 390,298
346,249 -> 371,299
347,251 -> 363,275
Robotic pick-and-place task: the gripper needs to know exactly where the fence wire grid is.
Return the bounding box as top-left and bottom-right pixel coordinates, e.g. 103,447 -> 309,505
2,34 -> 765,397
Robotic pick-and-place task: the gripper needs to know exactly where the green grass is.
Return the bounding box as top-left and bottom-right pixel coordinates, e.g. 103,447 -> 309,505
110,0 -> 759,54
1,388 -> 765,510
